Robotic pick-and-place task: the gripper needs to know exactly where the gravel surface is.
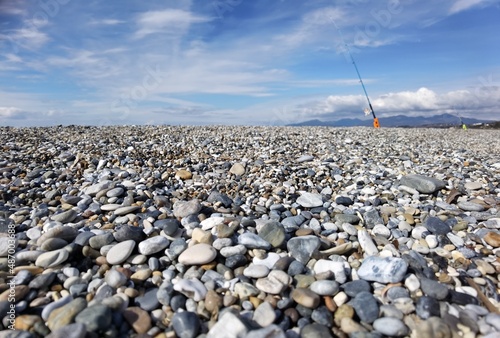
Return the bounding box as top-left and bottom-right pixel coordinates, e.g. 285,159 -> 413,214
0,125 -> 499,338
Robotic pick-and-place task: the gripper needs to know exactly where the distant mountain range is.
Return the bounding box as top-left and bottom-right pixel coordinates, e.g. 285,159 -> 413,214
288,113 -> 496,128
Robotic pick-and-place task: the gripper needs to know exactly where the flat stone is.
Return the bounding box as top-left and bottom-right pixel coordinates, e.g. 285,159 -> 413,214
243,264 -> 270,278
47,298 -> 87,332
172,311 -> 200,338
46,323 -> 87,338
349,291 -> 379,323
292,288 -> 320,308
246,325 -> 286,338
229,162 -> 246,176
51,209 -> 78,223
113,205 -> 140,216
484,231 -> 500,247
256,270 -> 291,295
122,307 -> 151,334
207,311 -> 248,338
100,203 -> 121,211
35,249 -> 69,268
357,256 -> 408,283
37,226 -> 79,246
258,220 -> 286,248
423,216 -> 451,235
88,233 -> 114,250
138,236 -> 170,255
358,229 -> 378,255
342,280 -> 371,297
420,277 -> 449,300
301,323 -> 333,338
296,154 -> 314,163
83,181 -> 112,196
400,174 -> 446,194
287,235 -> 320,264
314,259 -> 347,284
41,295 -> 73,321
106,240 -> 136,265
297,192 -> 323,208
173,278 -> 207,301
74,304 -> 112,332
173,199 -> 202,218
175,169 -> 193,180
178,243 -> 217,265
154,219 -> 180,235
458,201 -> 485,212
113,225 -> 146,243
373,317 -> 408,336
310,280 -> 339,296
135,288 -> 160,311
238,232 -> 271,250
464,181 -> 482,190
253,301 -> 276,327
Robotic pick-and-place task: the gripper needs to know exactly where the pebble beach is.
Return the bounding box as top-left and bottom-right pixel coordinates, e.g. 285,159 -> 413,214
1,125 -> 499,338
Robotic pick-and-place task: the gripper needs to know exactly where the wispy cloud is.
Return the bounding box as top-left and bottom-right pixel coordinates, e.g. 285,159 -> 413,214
134,9 -> 211,39
449,0 -> 492,14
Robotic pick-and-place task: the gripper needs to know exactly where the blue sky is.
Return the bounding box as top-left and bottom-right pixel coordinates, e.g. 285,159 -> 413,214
0,0 -> 499,126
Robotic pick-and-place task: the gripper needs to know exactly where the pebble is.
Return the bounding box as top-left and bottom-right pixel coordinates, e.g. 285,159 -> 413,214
349,291 -> 379,323
172,311 -> 200,338
310,280 -> 340,296
122,307 -> 151,334
74,304 -> 112,332
400,174 -> 446,194
253,301 -> 276,327
178,243 -> 217,265
297,192 -> 323,208
138,236 -> 170,255
292,288 -> 320,308
373,317 -> 409,336
287,235 -> 321,264
35,249 -> 69,268
357,256 -> 408,283
106,240 -> 136,265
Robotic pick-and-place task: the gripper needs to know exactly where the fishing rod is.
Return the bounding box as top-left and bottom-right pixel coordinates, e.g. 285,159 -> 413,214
334,23 -> 380,128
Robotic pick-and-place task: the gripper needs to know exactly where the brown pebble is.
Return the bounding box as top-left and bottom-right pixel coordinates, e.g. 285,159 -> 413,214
50,285 -> 63,292
296,228 -> 313,236
249,296 -> 262,309
291,288 -> 320,308
284,308 -> 299,323
334,304 -> 355,326
205,290 -> 222,313
14,315 -> 43,331
123,307 -> 152,334
324,296 -> 337,312
201,261 -> 218,271
484,232 -> 500,248
12,266 -> 43,275
0,285 -> 29,302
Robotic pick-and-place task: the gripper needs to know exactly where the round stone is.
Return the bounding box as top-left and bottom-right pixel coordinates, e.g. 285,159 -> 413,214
138,236 -> 170,255
106,240 -> 136,265
178,243 -> 217,265
310,280 -> 340,296
373,317 -> 409,336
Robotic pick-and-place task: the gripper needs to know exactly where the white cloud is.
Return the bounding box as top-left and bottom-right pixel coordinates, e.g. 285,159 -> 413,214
3,27 -> 49,50
0,107 -> 22,118
134,9 -> 211,39
273,86 -> 500,123
449,0 -> 490,14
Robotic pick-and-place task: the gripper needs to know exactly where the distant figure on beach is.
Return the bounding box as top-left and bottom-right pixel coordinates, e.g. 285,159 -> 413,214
462,123 -> 467,130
